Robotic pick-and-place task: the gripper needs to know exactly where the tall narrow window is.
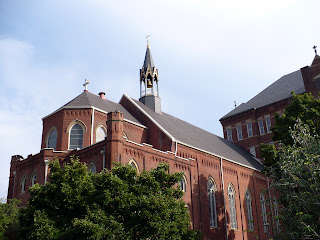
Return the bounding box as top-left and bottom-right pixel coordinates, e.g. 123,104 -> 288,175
260,193 -> 268,233
245,190 -> 254,231
208,179 -> 217,228
227,128 -> 233,142
258,119 -> 265,135
274,198 -> 280,231
88,162 -> 96,174
228,184 -> 237,229
96,126 -> 107,142
179,176 -> 186,192
236,125 -> 243,140
246,122 -> 253,137
47,128 -> 57,150
265,117 -> 271,133
31,172 -> 37,186
69,124 -> 83,149
129,159 -> 139,174
21,176 -> 27,193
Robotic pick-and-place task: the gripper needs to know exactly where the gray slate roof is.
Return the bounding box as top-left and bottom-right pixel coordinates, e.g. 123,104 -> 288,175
221,70 -> 305,120
142,45 -> 155,72
129,97 -> 263,171
61,91 -> 142,125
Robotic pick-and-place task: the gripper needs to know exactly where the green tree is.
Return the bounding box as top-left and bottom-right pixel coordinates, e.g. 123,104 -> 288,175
0,198 -> 21,240
261,92 -> 320,167
20,158 -> 201,240
268,122 -> 320,239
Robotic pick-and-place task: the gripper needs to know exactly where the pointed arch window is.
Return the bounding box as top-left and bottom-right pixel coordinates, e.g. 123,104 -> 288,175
31,172 -> 37,186
245,189 -> 254,231
129,159 -> 139,174
88,162 -> 96,174
69,124 -> 83,149
47,128 -> 57,150
260,193 -> 268,233
96,126 -> 107,143
207,179 -> 217,228
179,175 -> 187,193
228,184 -> 237,229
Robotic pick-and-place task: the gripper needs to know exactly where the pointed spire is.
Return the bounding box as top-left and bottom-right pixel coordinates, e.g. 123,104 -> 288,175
142,36 -> 155,73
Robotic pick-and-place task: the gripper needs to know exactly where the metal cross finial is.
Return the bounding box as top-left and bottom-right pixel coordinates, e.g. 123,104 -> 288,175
83,79 -> 90,91
146,35 -> 150,47
313,45 -> 317,55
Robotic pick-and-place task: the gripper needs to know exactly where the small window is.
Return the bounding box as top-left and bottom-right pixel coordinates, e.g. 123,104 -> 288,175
258,119 -> 265,135
47,128 -> 57,150
208,179 -> 217,228
96,126 -> 107,143
179,176 -> 186,192
129,159 -> 139,173
31,172 -> 37,186
265,117 -> 271,133
69,124 -> 84,149
246,122 -> 253,137
245,190 -> 254,231
228,184 -> 237,229
227,128 -> 233,142
236,125 -> 243,140
21,176 -> 27,193
260,193 -> 268,233
249,146 -> 256,157
88,162 -> 96,174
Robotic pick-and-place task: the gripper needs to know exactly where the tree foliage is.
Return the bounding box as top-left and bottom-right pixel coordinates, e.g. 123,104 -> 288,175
268,122 -> 320,239
19,158 -> 201,240
0,198 -> 21,240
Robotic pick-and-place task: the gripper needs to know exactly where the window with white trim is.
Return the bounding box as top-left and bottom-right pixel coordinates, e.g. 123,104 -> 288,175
249,146 -> 256,157
88,162 -> 96,174
246,122 -> 253,137
47,128 -> 57,150
208,179 -> 217,228
227,128 -> 233,142
69,124 -> 84,149
179,176 -> 186,192
258,119 -> 265,135
31,172 -> 37,186
228,184 -> 237,229
245,190 -> 254,231
96,126 -> 107,143
260,193 -> 268,233
236,125 -> 243,140
265,117 -> 271,133
129,159 -> 139,174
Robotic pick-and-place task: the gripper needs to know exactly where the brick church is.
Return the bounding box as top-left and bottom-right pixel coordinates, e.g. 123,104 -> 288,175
9,42 -> 319,240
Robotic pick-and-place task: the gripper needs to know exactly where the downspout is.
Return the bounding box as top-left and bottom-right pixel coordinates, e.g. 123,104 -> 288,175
101,148 -> 106,170
91,108 -> 95,145
267,177 -> 275,235
12,171 -> 16,198
220,158 -> 228,240
175,141 -> 178,156
44,159 -> 50,184
236,171 -> 245,240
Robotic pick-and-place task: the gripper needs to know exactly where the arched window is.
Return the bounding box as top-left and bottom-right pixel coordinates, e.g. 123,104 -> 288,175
31,172 -> 37,186
129,159 -> 139,173
96,126 -> 107,143
21,176 -> 27,193
207,179 -> 217,228
228,184 -> 237,229
47,128 -> 57,150
260,193 -> 268,233
179,175 -> 187,192
88,162 -> 96,174
69,123 -> 83,149
273,198 -> 280,231
245,189 -> 254,231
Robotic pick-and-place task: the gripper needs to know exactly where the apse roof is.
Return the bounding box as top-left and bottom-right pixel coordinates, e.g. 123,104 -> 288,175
220,69 -> 305,120
46,91 -> 142,125
126,96 -> 263,171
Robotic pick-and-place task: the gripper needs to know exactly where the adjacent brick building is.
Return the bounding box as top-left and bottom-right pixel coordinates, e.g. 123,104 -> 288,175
220,52 -> 320,159
8,42 -> 276,240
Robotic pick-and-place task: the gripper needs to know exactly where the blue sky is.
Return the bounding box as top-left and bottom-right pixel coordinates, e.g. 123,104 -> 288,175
1,0 -> 320,198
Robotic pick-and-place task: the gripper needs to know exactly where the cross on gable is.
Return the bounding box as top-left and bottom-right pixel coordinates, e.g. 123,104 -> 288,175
83,79 -> 90,91
313,45 -> 317,55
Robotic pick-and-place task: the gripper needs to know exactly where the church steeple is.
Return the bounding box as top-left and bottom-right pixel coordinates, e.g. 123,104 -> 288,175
139,38 -> 161,114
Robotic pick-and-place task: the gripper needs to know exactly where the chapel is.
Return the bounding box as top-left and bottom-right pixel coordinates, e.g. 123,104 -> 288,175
8,41 -> 272,240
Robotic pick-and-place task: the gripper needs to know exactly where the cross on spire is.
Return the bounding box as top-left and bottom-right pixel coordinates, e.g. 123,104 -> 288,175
313,45 -> 317,55
146,35 -> 150,47
83,79 -> 90,91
